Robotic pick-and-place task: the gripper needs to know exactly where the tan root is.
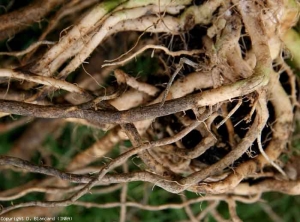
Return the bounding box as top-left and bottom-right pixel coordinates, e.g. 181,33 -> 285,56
0,0 -> 299,220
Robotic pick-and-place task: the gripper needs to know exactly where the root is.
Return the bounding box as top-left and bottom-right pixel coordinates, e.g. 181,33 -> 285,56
0,0 -> 298,220
257,131 -> 286,177
0,41 -> 55,57
0,0 -> 64,41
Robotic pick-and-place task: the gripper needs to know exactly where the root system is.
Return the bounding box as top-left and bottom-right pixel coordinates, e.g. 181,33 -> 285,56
0,0 -> 299,220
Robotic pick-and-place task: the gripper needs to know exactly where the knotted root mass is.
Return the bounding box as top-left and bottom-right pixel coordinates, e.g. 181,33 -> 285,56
0,0 -> 299,220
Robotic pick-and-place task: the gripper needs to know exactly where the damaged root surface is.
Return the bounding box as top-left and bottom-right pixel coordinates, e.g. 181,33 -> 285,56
0,0 -> 299,220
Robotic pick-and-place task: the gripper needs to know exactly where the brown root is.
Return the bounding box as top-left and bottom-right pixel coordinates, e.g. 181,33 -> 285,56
0,0 -> 299,220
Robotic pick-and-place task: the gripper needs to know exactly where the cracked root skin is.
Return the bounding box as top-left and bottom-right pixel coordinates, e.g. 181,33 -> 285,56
0,0 -> 299,220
